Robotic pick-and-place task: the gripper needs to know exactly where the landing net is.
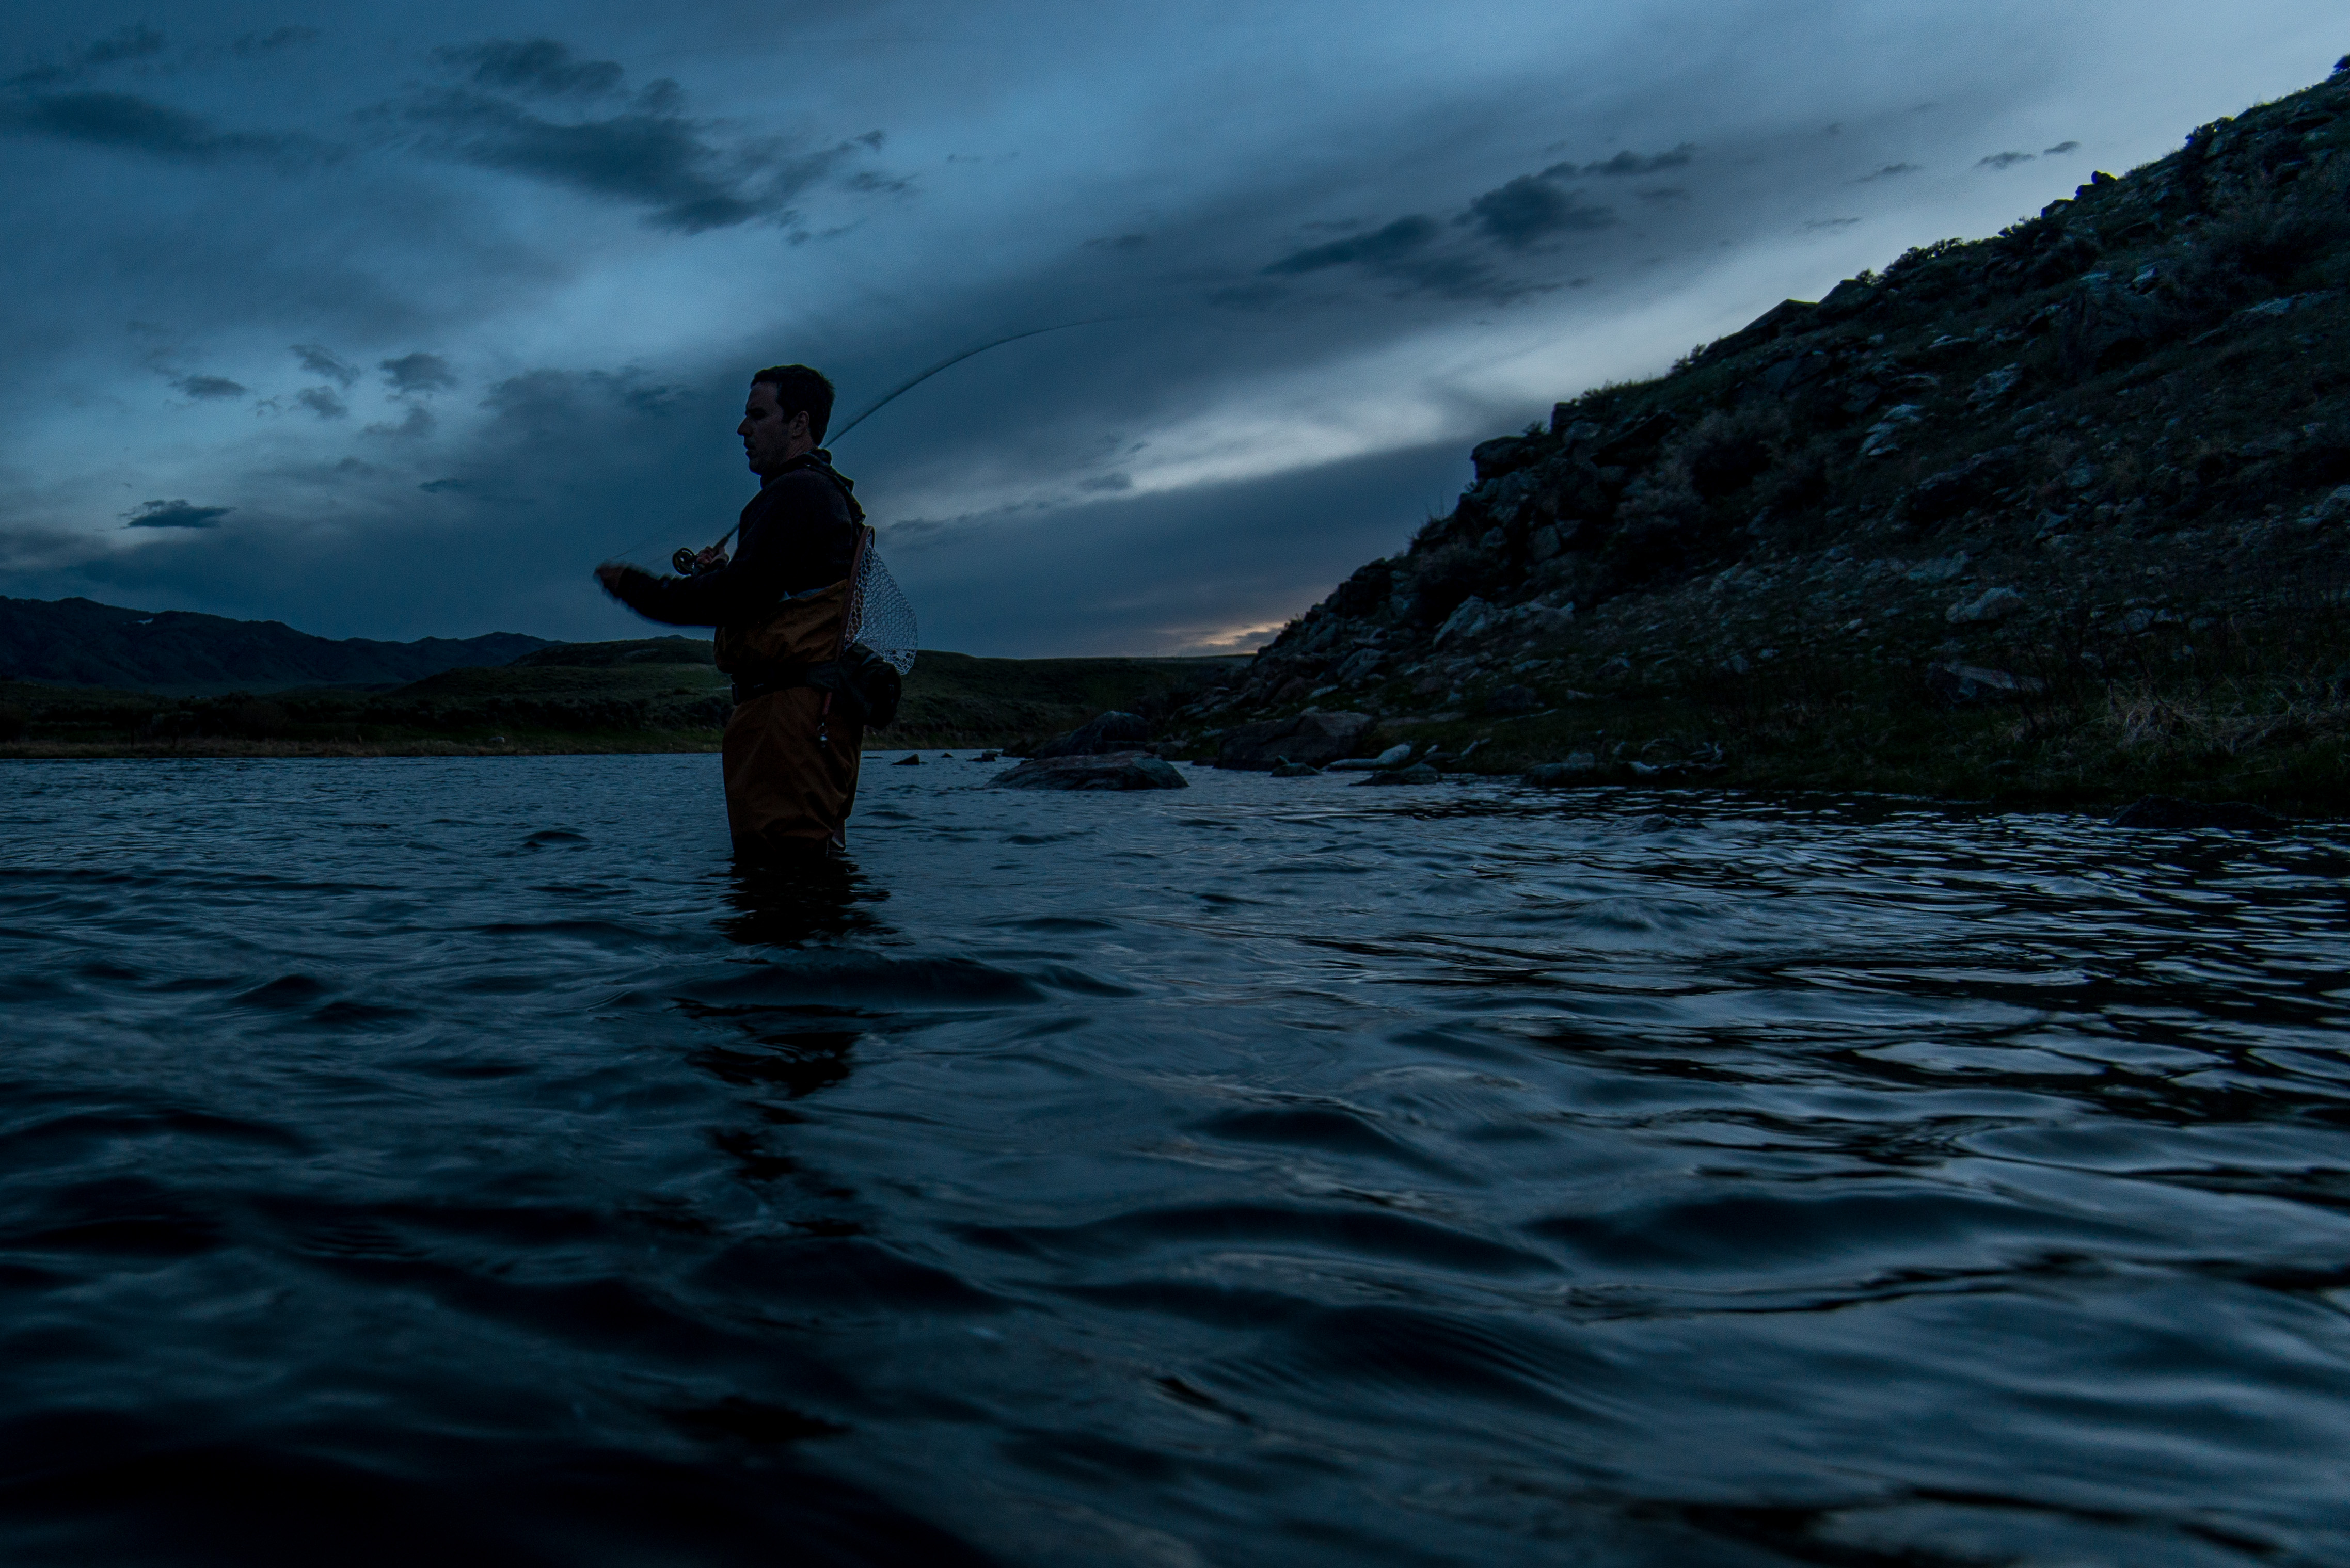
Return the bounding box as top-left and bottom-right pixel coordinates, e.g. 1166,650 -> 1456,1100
844,528 -> 918,675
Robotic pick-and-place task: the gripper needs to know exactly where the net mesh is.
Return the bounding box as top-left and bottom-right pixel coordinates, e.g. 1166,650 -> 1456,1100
844,529 -> 918,675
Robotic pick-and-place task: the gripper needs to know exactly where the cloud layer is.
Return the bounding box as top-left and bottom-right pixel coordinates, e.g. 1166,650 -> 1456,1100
0,2 -> 2340,650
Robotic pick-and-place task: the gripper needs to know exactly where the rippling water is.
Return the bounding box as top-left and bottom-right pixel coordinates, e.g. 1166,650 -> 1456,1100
4,755 -> 2349,1566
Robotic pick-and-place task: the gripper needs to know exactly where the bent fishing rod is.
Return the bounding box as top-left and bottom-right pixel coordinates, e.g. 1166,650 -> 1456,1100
641,316 -> 1131,574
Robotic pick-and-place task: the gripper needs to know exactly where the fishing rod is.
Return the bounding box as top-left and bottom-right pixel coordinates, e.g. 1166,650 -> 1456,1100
633,316 -> 1131,574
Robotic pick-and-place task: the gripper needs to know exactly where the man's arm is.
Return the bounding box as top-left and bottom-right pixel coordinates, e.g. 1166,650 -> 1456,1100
595,472 -> 855,627
594,490 -> 794,626
594,560 -> 733,627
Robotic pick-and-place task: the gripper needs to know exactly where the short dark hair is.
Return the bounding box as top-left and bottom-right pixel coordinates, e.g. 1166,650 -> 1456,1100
751,364 -> 836,444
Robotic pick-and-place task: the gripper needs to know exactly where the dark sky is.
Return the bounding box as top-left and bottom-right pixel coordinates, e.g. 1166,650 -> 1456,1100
1,2 -> 2338,654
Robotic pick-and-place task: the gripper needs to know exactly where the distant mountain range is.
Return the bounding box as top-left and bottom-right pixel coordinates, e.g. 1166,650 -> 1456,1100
0,596 -> 551,691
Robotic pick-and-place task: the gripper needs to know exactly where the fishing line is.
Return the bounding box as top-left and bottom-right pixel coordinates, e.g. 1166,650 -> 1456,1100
607,315 -> 1134,565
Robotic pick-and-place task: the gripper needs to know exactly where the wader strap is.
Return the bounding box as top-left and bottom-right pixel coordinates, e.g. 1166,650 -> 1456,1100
732,662 -> 830,706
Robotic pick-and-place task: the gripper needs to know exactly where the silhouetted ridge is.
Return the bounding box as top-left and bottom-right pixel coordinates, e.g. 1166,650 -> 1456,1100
0,596 -> 548,690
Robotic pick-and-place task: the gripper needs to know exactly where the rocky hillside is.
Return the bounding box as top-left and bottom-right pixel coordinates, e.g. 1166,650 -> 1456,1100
1178,57 -> 2350,811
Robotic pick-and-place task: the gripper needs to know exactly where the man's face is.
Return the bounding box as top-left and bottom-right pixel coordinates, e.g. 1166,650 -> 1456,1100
738,382 -> 810,476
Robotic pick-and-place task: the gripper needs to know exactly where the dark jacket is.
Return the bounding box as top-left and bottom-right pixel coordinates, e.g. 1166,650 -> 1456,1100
612,452 -> 860,630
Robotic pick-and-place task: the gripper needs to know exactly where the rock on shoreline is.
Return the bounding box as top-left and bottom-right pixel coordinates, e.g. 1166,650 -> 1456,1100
991,751 -> 1189,791
1217,709 -> 1372,769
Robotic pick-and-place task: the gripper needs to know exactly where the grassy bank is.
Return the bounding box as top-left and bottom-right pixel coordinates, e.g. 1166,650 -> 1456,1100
1324,666 -> 2350,814
0,644 -> 1246,759
1229,531 -> 2350,812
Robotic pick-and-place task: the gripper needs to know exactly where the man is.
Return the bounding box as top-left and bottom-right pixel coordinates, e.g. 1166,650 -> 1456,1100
595,364 -> 865,859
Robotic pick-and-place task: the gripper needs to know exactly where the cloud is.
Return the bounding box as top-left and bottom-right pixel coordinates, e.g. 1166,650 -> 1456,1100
1463,173 -> 1615,248
5,24 -> 167,87
380,352 -> 457,394
1086,234 -> 1148,251
1253,141 -> 1656,303
265,456 -> 375,485
1265,215 -> 1439,274
1977,150 -> 2035,168
1855,162 -> 1922,181
1570,143 -> 1697,177
399,51 -> 882,233
292,343 -> 360,386
478,365 -> 685,426
432,39 -> 625,99
1804,216 -> 1862,229
78,25 -> 167,69
0,0 -> 2269,651
2044,139 -> 2081,155
366,404 -> 436,439
1253,219 -> 1517,299
123,499 -> 232,530
864,441 -> 1471,655
0,91 -> 317,164
172,373 -> 247,400
234,27 -> 319,56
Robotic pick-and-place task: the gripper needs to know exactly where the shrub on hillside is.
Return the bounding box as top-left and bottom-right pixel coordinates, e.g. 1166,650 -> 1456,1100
1404,542 -> 1493,625
1756,437 -> 1833,515
233,700 -> 289,740
1682,407 -> 1786,500
1610,407 -> 1794,575
2163,204 -> 2350,316
2202,204 -> 2350,286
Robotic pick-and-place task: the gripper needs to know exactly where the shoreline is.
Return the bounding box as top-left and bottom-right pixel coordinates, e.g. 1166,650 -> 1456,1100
3,730 -> 2332,820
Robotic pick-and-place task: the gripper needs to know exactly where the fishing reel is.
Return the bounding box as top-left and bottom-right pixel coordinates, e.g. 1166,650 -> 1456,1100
672,546 -> 729,577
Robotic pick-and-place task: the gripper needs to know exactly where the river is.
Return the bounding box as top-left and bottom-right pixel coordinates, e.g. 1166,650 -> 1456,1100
2,754 -> 2346,1566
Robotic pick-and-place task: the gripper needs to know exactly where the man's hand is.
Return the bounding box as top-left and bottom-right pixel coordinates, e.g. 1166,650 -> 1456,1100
694,546 -> 729,572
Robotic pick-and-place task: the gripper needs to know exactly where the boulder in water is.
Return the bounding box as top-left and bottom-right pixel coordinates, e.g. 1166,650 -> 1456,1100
991,751 -> 1189,791
1035,711 -> 1150,758
1329,742 -> 1413,772
892,753 -> 923,766
1269,758 -> 1320,777
1354,762 -> 1441,786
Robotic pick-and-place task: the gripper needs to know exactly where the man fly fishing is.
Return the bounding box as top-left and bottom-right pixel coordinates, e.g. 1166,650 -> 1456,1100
595,364 -> 869,861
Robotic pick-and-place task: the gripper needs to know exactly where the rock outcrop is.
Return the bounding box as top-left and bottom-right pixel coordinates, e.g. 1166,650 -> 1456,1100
990,751 -> 1189,791
1033,710 -> 1150,757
